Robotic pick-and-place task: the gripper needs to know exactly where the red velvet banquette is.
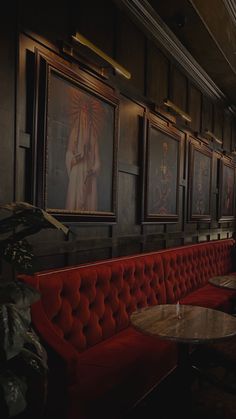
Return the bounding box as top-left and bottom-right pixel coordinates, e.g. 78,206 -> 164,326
21,239 -> 236,419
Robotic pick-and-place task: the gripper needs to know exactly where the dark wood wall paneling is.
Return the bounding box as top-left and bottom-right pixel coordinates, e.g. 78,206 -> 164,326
116,11 -> 146,94
188,84 -> 201,134
116,96 -> 143,239
6,0 -> 236,270
146,42 -> 169,106
171,66 -> 188,113
73,0 -> 115,57
201,96 -> 213,133
213,104 -> 224,142
223,111 -> 232,152
0,4 -> 16,203
232,120 -> 236,151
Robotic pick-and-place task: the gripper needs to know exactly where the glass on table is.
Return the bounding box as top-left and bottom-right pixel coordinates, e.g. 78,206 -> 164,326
176,300 -> 183,319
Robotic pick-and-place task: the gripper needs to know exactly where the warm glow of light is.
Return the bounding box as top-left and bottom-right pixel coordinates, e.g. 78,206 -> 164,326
163,99 -> 192,122
204,130 -> 223,144
72,32 -> 131,80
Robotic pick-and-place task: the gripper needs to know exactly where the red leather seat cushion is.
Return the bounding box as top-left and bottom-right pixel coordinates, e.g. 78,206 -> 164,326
180,284 -> 236,312
67,326 -> 177,419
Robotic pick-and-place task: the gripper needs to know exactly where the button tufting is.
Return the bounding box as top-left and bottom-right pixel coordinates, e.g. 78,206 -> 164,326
72,309 -> 78,315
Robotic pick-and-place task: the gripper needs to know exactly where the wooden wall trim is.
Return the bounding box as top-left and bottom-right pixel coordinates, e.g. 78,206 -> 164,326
118,162 -> 140,175
221,0 -> 236,25
32,228 -> 234,257
115,0 -> 227,102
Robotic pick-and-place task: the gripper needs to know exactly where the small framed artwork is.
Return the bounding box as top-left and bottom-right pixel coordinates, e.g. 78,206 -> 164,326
218,159 -> 235,221
143,117 -> 182,222
188,142 -> 212,221
34,52 -> 119,222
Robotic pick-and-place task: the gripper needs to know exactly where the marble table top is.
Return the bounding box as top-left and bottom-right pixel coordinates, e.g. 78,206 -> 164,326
209,275 -> 236,290
130,304 -> 236,344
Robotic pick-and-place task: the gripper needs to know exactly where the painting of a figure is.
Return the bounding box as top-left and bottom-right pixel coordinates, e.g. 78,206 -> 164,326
190,148 -> 211,219
44,69 -> 117,220
65,96 -> 101,212
219,161 -> 235,220
146,125 -> 179,221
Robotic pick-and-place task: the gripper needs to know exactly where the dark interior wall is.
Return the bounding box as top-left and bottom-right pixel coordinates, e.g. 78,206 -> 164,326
1,0 -> 236,270
0,4 -> 17,203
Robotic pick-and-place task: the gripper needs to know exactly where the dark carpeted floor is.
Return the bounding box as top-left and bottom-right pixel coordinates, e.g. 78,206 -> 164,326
124,340 -> 236,419
191,375 -> 236,419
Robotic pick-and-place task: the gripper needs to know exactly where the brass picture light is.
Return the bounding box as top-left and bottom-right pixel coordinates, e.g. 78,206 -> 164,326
163,99 -> 192,122
71,32 -> 131,80
204,130 -> 223,145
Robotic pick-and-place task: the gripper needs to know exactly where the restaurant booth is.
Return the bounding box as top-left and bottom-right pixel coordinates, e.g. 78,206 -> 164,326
1,1 -> 236,418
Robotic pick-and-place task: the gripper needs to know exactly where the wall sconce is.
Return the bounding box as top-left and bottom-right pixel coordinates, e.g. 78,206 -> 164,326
163,99 -> 192,122
204,130 -> 223,145
71,32 -> 131,80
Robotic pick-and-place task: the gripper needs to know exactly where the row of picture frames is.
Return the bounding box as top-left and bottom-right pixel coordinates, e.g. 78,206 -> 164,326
34,50 -> 236,223
145,119 -> 235,223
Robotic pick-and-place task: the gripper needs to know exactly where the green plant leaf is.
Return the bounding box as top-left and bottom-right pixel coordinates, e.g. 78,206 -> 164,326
0,280 -> 40,308
0,370 -> 27,417
0,201 -> 69,237
19,346 -> 48,376
1,239 -> 38,274
24,328 -> 48,370
0,304 -> 31,360
0,202 -> 70,275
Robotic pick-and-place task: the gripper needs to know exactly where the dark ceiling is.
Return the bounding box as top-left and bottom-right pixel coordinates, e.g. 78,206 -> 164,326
148,0 -> 236,106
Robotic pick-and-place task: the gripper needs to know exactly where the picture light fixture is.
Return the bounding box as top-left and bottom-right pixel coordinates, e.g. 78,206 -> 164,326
72,32 -> 131,80
204,129 -> 223,145
163,99 -> 192,122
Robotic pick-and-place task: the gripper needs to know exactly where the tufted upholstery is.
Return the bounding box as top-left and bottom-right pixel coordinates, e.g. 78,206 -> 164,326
163,243 -> 217,302
214,240 -> 234,275
26,253 -> 166,352
20,238 -> 236,419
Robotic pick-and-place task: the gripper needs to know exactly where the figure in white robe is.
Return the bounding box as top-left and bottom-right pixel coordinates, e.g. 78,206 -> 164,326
65,103 -> 100,211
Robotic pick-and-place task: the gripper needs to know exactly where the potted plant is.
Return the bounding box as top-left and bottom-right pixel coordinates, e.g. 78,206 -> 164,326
0,202 -> 69,418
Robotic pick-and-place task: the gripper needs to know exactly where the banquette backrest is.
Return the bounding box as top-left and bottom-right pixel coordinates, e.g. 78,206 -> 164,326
214,239 -> 234,275
22,252 -> 166,353
163,242 -> 218,302
21,239 -> 234,354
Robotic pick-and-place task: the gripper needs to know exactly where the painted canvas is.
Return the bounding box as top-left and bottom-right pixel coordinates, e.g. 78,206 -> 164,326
38,65 -> 118,221
189,145 -> 212,221
145,124 -> 180,221
219,160 -> 235,220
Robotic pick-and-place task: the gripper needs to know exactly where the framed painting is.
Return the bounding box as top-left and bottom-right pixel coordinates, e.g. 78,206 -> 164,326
218,159 -> 235,221
143,118 -> 182,222
188,142 -> 212,221
34,52 -> 119,222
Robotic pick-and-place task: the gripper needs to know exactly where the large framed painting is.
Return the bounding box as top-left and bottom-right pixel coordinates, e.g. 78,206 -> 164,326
188,142 -> 212,221
34,52 -> 119,222
218,159 -> 235,221
143,117 -> 182,222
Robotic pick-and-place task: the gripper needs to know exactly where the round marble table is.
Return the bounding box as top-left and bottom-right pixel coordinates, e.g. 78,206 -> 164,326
130,304 -> 236,413
130,304 -> 236,345
130,303 -> 236,372
209,275 -> 236,291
